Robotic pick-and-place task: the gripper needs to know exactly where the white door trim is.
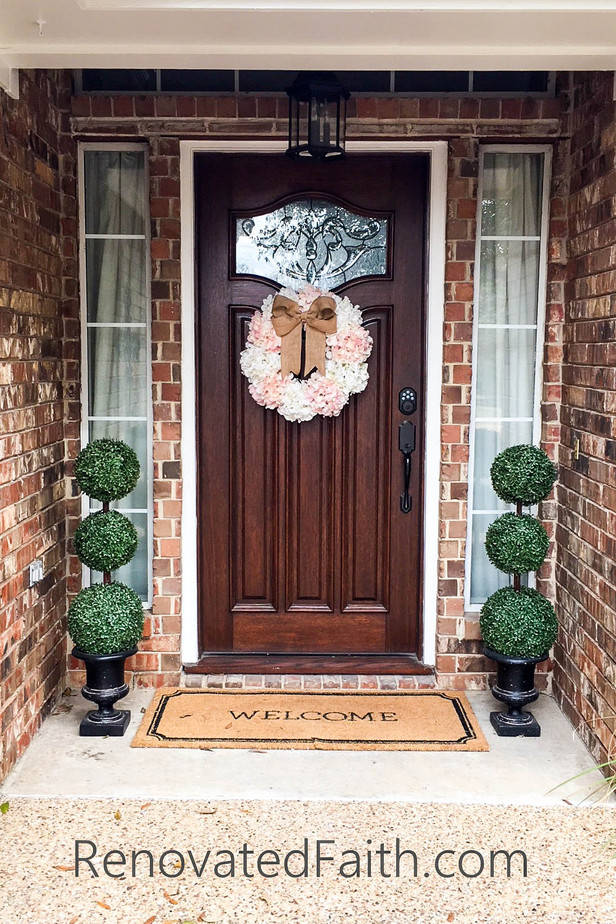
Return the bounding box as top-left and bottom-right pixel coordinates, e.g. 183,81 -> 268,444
180,139 -> 447,667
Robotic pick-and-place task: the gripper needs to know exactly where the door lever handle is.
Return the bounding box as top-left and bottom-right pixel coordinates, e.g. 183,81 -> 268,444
398,420 -> 415,514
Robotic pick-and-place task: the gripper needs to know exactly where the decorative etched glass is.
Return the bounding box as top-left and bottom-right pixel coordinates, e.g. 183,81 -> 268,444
235,198 -> 388,289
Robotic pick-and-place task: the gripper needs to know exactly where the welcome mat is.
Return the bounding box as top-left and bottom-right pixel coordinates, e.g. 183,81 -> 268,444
132,689 -> 489,752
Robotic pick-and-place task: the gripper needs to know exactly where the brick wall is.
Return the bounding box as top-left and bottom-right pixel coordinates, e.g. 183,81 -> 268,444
0,68 -> 613,778
0,70 -> 76,781
67,91 -> 564,692
553,71 -> 616,766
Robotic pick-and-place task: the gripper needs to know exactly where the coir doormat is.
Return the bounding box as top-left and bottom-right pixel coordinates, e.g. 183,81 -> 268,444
131,689 -> 489,752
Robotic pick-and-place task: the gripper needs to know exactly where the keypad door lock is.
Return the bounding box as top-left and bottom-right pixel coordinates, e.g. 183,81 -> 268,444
398,387 -> 417,415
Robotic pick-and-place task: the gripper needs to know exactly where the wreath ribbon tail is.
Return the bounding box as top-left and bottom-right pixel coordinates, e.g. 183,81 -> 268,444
281,323 -> 303,378
272,295 -> 302,378
305,327 -> 327,377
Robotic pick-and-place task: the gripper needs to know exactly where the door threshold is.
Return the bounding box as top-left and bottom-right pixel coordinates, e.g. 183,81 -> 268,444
184,653 -> 434,675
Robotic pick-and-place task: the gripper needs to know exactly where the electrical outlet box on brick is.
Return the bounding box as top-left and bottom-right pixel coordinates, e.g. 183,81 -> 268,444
29,560 -> 44,586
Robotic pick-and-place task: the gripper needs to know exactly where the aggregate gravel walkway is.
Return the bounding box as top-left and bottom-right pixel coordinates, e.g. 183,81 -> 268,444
0,798 -> 614,923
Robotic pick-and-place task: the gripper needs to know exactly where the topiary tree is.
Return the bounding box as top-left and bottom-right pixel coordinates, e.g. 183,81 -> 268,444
74,438 -> 140,503
490,444 -> 557,506
480,444 -> 558,659
480,586 -> 558,659
75,509 -> 139,573
485,512 -> 549,575
68,439 -> 144,655
68,583 -> 145,655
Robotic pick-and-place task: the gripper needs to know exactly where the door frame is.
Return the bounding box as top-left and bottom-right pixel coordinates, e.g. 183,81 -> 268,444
179,139 -> 448,668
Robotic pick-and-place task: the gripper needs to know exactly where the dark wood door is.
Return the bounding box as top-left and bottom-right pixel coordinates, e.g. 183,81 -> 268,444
194,153 -> 427,673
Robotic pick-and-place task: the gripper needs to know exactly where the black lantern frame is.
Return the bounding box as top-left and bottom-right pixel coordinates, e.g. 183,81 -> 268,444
286,72 -> 350,160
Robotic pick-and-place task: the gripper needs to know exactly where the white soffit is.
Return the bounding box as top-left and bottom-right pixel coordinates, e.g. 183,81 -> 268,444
2,0 -> 616,70
75,1 -> 616,9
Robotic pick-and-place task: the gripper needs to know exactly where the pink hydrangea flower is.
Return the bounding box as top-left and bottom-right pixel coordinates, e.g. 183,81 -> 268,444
305,374 -> 347,417
297,284 -> 326,311
248,373 -> 285,409
247,311 -> 281,352
329,326 -> 373,363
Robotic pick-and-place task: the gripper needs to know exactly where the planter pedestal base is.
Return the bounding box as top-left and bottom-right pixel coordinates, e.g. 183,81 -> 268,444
490,709 -> 540,737
79,709 -> 131,737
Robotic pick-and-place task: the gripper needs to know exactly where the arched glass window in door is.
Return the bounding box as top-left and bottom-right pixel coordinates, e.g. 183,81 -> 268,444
234,198 -> 389,290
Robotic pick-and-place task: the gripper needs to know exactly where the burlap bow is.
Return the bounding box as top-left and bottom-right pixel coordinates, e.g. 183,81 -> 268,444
271,294 -> 337,379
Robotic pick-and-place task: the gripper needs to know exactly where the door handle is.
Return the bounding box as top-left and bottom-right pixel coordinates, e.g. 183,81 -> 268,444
398,420 -> 416,514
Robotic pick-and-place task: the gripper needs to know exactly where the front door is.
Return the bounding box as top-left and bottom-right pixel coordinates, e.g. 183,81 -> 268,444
195,153 -> 427,672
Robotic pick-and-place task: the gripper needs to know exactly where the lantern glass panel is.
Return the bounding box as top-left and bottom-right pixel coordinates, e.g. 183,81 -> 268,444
298,98 -> 309,155
339,98 -> 346,153
308,97 -> 340,157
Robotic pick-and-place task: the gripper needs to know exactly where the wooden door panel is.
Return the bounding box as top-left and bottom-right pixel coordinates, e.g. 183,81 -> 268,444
285,418 -> 336,612
232,612 -> 386,653
341,307 -> 392,613
231,309 -> 279,612
196,153 -> 427,667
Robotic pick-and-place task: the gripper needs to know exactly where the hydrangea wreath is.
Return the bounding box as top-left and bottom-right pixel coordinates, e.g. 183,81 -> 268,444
240,284 -> 373,423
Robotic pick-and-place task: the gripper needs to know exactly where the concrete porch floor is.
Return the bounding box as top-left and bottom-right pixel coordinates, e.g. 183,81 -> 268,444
2,690 -> 612,806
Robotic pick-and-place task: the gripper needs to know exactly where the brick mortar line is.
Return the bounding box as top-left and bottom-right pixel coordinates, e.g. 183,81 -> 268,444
554,571 -> 616,635
556,551 -> 616,599
556,589 -> 616,643
554,683 -> 614,741
558,464 -> 616,493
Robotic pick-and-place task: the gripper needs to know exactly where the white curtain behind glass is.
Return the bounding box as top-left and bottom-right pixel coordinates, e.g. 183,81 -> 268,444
84,150 -> 149,600
470,152 -> 544,604
85,152 -> 147,416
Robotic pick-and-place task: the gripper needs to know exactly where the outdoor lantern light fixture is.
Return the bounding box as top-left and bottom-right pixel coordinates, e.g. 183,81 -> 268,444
286,72 -> 350,160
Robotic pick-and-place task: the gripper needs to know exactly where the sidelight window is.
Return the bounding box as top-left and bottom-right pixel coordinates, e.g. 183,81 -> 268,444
466,146 -> 551,608
78,144 -> 152,603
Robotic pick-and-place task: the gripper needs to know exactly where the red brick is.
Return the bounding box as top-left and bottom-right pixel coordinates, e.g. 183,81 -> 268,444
552,71 -> 616,772
0,71 -> 75,783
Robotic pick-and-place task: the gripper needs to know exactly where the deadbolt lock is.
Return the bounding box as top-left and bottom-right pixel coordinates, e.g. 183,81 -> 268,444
399,387 -> 417,415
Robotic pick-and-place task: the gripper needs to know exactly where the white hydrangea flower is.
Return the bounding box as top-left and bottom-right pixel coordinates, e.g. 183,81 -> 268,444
326,360 -> 370,395
277,378 -> 315,422
240,343 -> 280,381
260,293 -> 275,320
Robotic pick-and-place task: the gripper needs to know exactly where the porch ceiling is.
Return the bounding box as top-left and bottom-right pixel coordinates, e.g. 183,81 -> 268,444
1,0 -> 616,98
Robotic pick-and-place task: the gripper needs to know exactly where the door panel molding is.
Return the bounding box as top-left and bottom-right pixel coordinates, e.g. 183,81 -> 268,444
285,417 -> 336,612
341,307 -> 392,612
231,309 -> 279,611
180,140 -> 447,668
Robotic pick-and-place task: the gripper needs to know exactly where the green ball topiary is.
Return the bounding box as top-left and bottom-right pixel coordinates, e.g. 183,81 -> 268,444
74,510 -> 138,573
485,512 -> 549,575
480,586 -> 557,658
68,582 -> 144,655
75,439 -> 140,503
490,444 -> 557,506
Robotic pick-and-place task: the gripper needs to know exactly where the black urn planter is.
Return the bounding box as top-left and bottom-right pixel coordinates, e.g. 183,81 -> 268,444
484,647 -> 548,737
73,647 -> 137,737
